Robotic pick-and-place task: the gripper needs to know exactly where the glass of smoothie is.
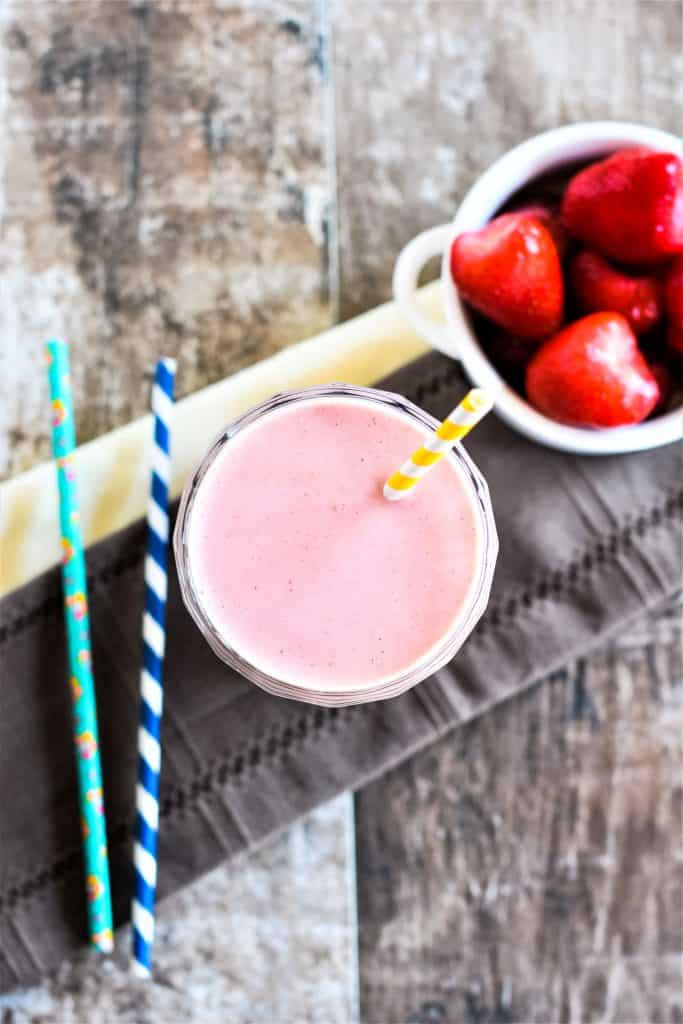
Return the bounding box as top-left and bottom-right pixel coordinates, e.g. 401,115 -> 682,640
173,384 -> 497,706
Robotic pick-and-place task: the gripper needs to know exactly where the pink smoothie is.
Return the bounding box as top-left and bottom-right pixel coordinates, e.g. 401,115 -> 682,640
186,396 -> 483,691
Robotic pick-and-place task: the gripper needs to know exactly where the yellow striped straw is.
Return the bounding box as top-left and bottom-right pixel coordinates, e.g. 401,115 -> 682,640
384,388 -> 494,501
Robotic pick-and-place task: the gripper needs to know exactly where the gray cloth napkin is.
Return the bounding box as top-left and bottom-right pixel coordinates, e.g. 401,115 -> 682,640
1,353 -> 681,991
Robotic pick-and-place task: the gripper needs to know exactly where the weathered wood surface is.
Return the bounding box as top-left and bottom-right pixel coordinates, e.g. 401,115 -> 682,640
4,1 -> 681,475
340,2 -> 683,1022
1,2 -> 682,1022
334,0 -> 683,318
0,795 -> 359,1023
356,596 -> 683,1024
1,0 -> 335,479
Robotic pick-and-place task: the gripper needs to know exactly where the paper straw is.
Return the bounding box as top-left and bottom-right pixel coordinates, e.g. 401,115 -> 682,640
384,388 -> 494,501
132,358 -> 177,978
45,339 -> 114,953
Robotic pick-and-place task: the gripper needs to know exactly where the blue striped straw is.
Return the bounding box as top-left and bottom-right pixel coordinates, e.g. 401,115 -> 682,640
132,358 -> 176,978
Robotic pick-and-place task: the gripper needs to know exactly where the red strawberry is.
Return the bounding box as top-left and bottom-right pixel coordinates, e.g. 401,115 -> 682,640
451,212 -> 564,340
483,329 -> 539,372
569,250 -> 663,335
512,204 -> 568,257
525,312 -> 660,427
562,148 -> 683,265
665,255 -> 683,353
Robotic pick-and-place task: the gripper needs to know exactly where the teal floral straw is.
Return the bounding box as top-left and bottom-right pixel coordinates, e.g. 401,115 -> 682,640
45,339 -> 114,953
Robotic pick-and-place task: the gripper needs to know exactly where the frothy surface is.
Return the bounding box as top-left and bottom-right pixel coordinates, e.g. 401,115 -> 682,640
187,397 -> 481,691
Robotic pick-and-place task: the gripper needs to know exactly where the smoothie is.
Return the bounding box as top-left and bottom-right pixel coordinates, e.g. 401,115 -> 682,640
177,388 -> 495,700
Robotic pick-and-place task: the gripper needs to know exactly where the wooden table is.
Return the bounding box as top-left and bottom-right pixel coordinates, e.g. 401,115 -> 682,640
3,2 -> 681,1020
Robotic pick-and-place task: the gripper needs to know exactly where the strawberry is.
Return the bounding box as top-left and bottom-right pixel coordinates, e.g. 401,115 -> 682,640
451,211 -> 564,340
562,147 -> 683,265
512,203 -> 568,257
483,328 -> 539,373
525,312 -> 660,427
569,250 -> 663,335
665,255 -> 683,354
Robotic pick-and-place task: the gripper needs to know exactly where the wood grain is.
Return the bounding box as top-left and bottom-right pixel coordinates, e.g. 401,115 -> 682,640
2,3 -> 682,1020
0,795 -> 358,1023
0,0 -> 335,479
333,0 -> 683,319
356,597 -> 683,1024
338,3 -> 683,1021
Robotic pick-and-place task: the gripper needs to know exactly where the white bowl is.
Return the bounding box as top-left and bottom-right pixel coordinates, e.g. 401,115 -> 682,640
393,121 -> 683,455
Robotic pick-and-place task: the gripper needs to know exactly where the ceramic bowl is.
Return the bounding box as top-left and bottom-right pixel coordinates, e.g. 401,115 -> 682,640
393,121 -> 683,454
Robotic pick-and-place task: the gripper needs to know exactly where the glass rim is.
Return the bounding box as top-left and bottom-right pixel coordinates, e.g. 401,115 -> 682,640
173,383 -> 498,706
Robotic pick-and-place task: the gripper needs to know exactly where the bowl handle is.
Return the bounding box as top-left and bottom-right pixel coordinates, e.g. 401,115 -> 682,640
393,224 -> 456,356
